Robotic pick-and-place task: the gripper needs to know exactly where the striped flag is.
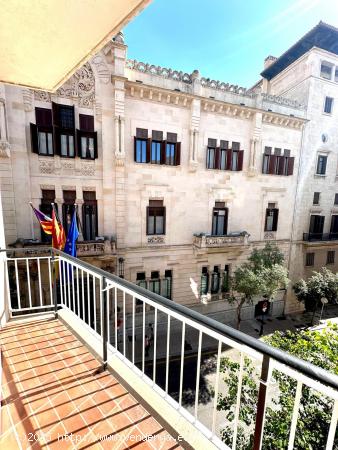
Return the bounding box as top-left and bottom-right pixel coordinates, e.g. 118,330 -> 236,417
30,203 -> 53,235
51,205 -> 66,250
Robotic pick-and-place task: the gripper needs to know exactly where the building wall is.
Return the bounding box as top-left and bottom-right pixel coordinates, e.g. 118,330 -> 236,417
0,38 -> 309,318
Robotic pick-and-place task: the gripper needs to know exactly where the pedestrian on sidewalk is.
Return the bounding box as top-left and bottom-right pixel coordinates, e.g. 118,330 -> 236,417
145,335 -> 151,357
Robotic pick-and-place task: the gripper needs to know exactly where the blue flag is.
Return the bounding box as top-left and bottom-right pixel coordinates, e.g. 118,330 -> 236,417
64,209 -> 79,257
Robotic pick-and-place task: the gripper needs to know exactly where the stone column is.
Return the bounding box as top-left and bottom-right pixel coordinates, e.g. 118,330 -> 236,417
0,99 -> 7,142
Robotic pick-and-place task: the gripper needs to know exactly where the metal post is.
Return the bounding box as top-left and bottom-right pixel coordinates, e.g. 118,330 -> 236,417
253,354 -> 270,450
101,276 -> 108,371
51,250 -> 58,318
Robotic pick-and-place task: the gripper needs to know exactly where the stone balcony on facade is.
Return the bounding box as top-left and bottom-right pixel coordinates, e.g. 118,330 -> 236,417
193,232 -> 250,249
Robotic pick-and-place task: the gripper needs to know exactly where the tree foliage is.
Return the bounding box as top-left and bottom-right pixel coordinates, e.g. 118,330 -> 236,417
293,267 -> 338,311
217,323 -> 338,450
230,243 -> 289,329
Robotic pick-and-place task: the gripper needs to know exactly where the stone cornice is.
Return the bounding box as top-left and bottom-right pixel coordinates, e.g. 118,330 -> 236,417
125,81 -> 306,128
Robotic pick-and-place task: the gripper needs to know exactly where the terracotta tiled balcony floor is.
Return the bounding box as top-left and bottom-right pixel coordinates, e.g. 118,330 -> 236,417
0,318 -> 184,450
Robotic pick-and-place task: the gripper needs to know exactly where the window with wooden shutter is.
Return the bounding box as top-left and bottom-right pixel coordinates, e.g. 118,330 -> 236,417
212,205 -> 228,235
214,147 -> 220,170
31,108 -> 54,156
265,206 -> 279,231
174,142 -> 181,166
237,150 -> 244,171
268,155 -> 277,174
276,156 -> 285,175
147,200 -> 165,235
77,114 -> 97,159
316,155 -> 327,175
82,191 -> 98,241
306,252 -> 315,266
165,142 -> 175,165
330,215 -> 338,239
286,157 -> 294,175
313,192 -> 320,205
52,103 -> 75,158
226,149 -> 233,170
151,140 -> 161,164
62,190 -> 76,234
309,214 -> 325,239
327,250 -> 335,265
207,146 -> 216,169
134,137 -> 147,163
40,189 -> 56,242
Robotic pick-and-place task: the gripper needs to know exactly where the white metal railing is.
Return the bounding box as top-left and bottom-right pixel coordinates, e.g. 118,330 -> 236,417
3,248 -> 338,450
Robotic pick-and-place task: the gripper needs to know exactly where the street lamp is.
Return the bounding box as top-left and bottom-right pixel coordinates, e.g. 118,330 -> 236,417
319,297 -> 328,322
118,257 -> 125,278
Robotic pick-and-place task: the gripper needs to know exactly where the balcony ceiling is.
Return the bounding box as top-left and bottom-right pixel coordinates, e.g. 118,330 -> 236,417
0,0 -> 150,91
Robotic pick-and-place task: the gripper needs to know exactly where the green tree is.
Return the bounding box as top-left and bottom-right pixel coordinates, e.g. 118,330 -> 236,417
217,323 -> 338,450
231,243 -> 288,329
293,267 -> 338,323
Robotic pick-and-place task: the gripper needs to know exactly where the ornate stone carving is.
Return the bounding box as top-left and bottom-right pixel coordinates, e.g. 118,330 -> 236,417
0,141 -> 10,157
126,59 -> 192,83
147,236 -> 165,244
91,55 -> 110,84
200,78 -> 255,97
264,231 -> 276,240
261,93 -> 304,109
57,63 -> 95,107
39,159 -> 55,174
115,153 -> 125,167
193,232 -> 249,248
61,161 -> 75,171
34,90 -> 51,102
22,89 -> 34,112
34,62 -> 95,107
81,162 -> 95,176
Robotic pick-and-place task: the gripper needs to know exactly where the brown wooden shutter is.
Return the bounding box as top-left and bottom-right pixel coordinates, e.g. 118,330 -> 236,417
76,130 -> 82,157
52,102 -> 60,127
161,140 -> 167,164
287,157 -> 295,175
146,138 -> 151,163
134,136 -> 137,162
277,156 -> 285,175
30,123 -> 38,153
163,207 -> 166,234
53,128 -> 61,155
93,132 -> 98,159
146,206 -> 150,235
272,208 -> 279,231
237,150 -> 244,171
264,209 -> 269,231
214,147 -> 220,169
79,114 -> 94,132
268,155 -> 277,174
36,108 -> 52,127
226,149 -> 233,170
175,142 -> 181,166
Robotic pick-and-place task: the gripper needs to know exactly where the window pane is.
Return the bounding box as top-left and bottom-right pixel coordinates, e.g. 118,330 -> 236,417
201,274 -> 208,295
220,150 -> 226,170
207,148 -> 215,169
320,62 -> 332,80
262,154 -> 269,173
324,97 -> 333,114
166,143 -> 175,165
88,138 -> 94,158
38,132 -> 47,154
68,135 -> 74,157
335,68 -> 338,83
61,134 -> 67,156
47,132 -> 53,155
81,137 -> 87,158
232,151 -> 238,170
148,215 -> 154,235
266,211 -> 274,231
155,216 -> 163,234
151,141 -> 161,164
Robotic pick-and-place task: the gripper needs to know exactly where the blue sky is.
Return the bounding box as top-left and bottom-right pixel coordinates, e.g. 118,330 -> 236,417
125,0 -> 338,87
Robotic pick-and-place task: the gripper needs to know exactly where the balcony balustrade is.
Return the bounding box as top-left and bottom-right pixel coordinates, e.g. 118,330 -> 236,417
303,232 -> 338,242
193,232 -> 249,248
1,247 -> 338,450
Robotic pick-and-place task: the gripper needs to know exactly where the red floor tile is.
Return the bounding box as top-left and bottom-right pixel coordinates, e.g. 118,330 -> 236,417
1,318 -> 183,450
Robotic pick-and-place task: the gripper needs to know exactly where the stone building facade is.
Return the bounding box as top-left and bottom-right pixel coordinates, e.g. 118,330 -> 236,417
2,23 -> 338,321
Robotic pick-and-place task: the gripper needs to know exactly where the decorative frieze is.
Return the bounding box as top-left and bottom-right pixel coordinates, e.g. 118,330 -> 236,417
264,232 -> 276,240
262,93 -> 304,109
193,232 -> 249,248
80,162 -> 95,176
147,236 -> 165,244
200,78 -> 256,97
22,89 -> 34,112
126,59 -> 192,83
34,62 -> 95,107
39,159 -> 55,174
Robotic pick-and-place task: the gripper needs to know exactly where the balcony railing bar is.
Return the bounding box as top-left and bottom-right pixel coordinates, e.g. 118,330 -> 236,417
2,246 -> 338,392
288,380 -> 302,450
2,247 -> 338,450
